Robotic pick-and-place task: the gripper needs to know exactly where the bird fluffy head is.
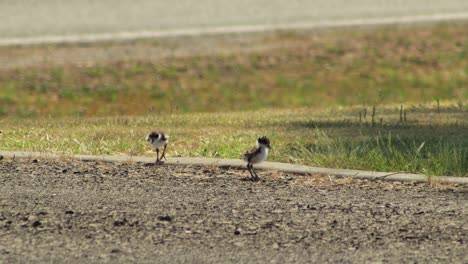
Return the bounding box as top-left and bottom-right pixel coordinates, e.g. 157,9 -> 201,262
257,136 -> 271,149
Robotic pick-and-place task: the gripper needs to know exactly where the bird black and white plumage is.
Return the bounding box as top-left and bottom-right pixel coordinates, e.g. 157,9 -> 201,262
146,131 -> 169,164
243,136 -> 271,181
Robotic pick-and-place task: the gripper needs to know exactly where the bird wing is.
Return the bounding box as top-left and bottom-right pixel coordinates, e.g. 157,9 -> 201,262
160,132 -> 169,140
243,146 -> 261,162
244,146 -> 257,156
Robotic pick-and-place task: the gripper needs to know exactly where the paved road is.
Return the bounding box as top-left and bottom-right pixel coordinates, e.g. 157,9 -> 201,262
1,0 -> 468,45
0,158 -> 466,263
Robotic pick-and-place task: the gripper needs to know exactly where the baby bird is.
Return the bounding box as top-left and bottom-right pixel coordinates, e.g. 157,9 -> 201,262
146,131 -> 169,164
243,136 -> 271,181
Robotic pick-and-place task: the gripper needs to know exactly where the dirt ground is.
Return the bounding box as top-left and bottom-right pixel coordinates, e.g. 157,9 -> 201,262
0,158 -> 466,263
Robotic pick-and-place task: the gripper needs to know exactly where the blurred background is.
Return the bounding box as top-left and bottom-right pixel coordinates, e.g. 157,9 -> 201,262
1,0 -> 467,117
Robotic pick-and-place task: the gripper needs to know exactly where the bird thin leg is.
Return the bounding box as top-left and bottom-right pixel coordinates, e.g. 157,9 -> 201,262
160,144 -> 167,161
251,165 -> 260,181
247,164 -> 258,181
155,148 -> 160,164
247,164 -> 254,179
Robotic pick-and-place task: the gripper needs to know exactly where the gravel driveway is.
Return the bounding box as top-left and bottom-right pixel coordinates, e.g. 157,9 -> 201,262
0,158 -> 466,263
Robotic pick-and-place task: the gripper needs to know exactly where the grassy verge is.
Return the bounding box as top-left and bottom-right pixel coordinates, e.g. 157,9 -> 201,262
1,102 -> 466,176
0,23 -> 467,117
0,23 -> 467,176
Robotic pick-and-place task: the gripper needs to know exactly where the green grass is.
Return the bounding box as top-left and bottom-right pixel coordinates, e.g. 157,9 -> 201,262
288,131 -> 466,177
1,103 -> 466,176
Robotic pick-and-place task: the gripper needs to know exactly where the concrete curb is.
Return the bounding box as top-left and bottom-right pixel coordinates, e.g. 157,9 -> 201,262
1,151 -> 467,185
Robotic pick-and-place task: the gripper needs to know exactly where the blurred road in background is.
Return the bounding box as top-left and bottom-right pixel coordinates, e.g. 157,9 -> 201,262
1,0 -> 468,45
